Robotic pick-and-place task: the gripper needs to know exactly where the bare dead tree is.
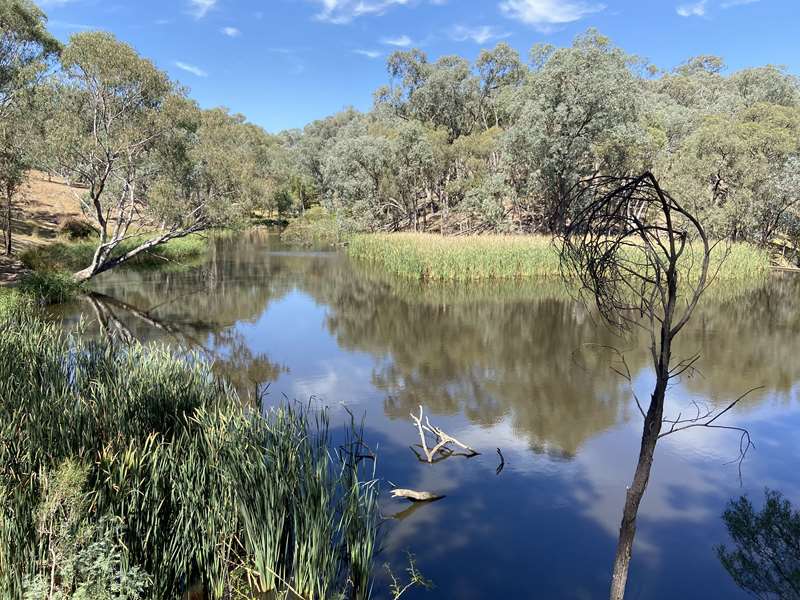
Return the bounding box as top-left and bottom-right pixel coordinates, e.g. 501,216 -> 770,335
559,171 -> 755,600
409,406 -> 480,463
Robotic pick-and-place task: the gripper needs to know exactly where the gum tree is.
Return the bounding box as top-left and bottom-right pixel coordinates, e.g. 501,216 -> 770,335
0,0 -> 59,255
47,32 -> 259,282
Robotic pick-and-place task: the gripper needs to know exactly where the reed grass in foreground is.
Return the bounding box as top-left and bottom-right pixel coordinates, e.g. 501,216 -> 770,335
347,233 -> 771,283
0,305 -> 378,600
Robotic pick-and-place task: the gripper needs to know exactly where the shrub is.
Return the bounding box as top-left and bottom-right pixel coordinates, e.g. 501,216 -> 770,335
58,218 -> 98,240
281,206 -> 343,247
17,271 -> 80,305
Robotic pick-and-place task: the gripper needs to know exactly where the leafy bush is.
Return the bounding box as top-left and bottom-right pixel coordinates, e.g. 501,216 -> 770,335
281,206 -> 343,247
58,218 -> 97,240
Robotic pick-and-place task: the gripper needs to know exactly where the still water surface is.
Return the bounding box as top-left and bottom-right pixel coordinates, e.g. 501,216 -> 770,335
53,230 -> 800,599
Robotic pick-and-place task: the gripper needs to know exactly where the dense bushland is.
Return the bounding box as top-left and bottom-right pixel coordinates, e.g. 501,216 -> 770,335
279,33 -> 800,262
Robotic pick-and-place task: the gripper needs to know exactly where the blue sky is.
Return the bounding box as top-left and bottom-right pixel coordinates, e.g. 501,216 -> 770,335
36,0 -> 798,132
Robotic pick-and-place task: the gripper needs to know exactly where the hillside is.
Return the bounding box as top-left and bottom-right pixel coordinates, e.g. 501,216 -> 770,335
0,171 -> 84,284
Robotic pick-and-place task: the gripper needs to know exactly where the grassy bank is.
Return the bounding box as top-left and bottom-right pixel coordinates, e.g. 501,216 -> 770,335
20,233 -> 208,274
347,233 -> 771,283
0,302 -> 378,599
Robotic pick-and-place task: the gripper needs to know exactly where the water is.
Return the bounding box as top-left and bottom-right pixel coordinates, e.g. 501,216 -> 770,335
52,229 -> 800,599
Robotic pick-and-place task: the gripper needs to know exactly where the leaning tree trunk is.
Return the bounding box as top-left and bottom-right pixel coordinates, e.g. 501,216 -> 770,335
609,359 -> 669,599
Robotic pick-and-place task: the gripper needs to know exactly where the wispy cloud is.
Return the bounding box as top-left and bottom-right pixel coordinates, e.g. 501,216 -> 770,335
354,49 -> 383,59
221,26 -> 240,37
382,34 -> 413,47
312,0 -> 410,24
721,0 -> 758,7
48,20 -> 93,30
676,0 -> 707,16
174,61 -> 208,77
499,0 -> 604,31
449,24 -> 510,44
189,0 -> 216,19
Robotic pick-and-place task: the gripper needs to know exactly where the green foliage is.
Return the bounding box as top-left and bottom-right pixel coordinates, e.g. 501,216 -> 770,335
17,270 -> 79,304
58,217 -> 97,240
0,305 -> 379,599
22,461 -> 152,600
348,233 -> 561,280
717,490 -> 800,599
281,206 -> 343,246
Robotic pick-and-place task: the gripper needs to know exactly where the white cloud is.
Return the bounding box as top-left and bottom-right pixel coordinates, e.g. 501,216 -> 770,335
221,26 -> 240,37
189,0 -> 216,19
450,24 -> 510,45
48,20 -> 93,30
354,49 -> 383,59
174,61 -> 208,77
721,0 -> 758,7
499,0 -> 604,31
382,34 -> 413,47
676,0 -> 707,16
312,0 -> 410,24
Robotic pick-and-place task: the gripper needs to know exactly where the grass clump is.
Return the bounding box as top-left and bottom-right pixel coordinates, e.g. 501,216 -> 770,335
0,305 -> 379,600
17,271 -> 81,305
348,233 -> 771,283
20,234 -> 208,274
282,206 -> 343,247
348,233 -> 561,281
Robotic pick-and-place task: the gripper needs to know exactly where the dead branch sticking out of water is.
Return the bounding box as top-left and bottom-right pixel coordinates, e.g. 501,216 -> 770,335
410,406 -> 480,463
390,489 -> 445,502
495,448 -> 505,475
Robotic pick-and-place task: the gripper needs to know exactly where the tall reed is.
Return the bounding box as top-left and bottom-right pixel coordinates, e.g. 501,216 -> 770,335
347,233 -> 770,283
0,304 -> 378,599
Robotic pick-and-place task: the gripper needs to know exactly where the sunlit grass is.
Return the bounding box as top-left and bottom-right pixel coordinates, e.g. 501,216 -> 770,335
20,234 -> 208,274
348,233 -> 771,284
348,233 -> 561,281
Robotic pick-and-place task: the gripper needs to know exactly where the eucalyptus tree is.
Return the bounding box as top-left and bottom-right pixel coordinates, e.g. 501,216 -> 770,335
504,30 -> 643,233
46,32 -> 257,281
672,102 -> 800,243
475,42 -> 525,130
0,0 -> 59,255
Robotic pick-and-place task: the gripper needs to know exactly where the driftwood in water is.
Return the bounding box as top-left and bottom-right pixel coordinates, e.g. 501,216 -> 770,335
391,489 -> 445,502
410,406 -> 480,463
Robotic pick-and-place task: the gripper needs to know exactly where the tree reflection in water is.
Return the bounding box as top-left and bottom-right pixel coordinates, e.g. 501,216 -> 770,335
718,490 -> 800,599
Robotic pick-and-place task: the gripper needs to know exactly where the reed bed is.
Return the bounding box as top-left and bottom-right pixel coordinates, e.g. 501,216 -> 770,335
347,233 -> 770,283
348,233 -> 561,281
0,304 -> 378,599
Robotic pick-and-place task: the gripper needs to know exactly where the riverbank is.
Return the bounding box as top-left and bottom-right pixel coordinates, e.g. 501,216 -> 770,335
346,233 -> 771,282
